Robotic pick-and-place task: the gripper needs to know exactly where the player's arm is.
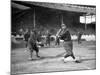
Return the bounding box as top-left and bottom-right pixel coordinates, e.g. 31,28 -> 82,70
56,29 -> 62,37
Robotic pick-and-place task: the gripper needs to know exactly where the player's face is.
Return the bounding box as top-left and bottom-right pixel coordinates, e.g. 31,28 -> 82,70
62,25 -> 66,29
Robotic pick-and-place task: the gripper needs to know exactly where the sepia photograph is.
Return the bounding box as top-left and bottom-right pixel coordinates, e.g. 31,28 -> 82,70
11,0 -> 96,74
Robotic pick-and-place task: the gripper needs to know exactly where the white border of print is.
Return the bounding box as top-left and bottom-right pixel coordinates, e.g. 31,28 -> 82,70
0,0 -> 99,75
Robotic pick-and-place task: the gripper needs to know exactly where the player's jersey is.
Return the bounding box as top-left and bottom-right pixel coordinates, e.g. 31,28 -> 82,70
29,31 -> 38,43
58,28 -> 71,41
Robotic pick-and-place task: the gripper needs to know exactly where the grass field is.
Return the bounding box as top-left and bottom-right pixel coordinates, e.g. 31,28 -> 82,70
11,40 -> 96,74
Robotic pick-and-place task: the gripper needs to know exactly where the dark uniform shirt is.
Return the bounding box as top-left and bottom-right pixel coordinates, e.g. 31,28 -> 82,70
29,31 -> 38,43
24,32 -> 30,41
46,33 -> 51,40
59,28 -> 71,41
37,32 -> 42,42
78,32 -> 82,40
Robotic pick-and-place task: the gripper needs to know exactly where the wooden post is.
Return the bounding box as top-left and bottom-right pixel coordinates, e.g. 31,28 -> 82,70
85,15 -> 87,30
61,14 -> 64,25
33,8 -> 35,29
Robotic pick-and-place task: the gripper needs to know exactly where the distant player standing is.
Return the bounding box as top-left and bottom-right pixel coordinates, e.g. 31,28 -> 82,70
55,35 -> 60,46
28,29 -> 40,60
24,29 -> 30,48
46,30 -> 51,47
77,32 -> 83,44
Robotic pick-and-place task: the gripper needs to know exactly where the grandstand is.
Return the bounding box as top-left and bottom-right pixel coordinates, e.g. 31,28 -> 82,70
12,1 -> 96,35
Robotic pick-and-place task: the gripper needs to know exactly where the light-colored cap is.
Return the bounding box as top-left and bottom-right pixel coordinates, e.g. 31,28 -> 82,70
61,23 -> 66,26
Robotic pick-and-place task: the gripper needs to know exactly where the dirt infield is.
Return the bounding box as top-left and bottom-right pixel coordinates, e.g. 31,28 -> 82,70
11,41 -> 96,74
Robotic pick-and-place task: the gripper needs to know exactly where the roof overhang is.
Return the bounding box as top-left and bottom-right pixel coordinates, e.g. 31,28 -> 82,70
12,1 -> 96,15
